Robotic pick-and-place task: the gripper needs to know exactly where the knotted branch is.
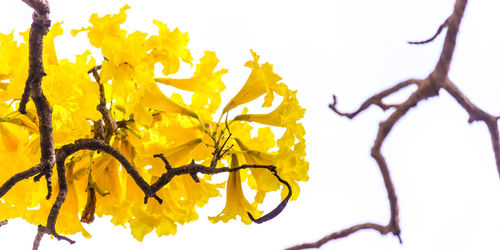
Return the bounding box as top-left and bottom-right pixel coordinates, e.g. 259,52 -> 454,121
17,0 -> 55,202
289,1 -> 484,249
88,65 -> 117,143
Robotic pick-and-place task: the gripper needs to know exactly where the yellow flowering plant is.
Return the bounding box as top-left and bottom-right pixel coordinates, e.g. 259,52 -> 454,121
0,2 -> 308,249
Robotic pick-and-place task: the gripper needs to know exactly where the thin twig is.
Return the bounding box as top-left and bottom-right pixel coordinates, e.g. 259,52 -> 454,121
286,223 -> 389,250
408,18 -> 449,45
329,79 -> 421,119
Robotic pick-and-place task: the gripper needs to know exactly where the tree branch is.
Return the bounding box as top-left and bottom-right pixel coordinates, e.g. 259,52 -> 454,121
408,18 -> 449,45
152,154 -> 292,224
286,223 -> 388,250
329,79 -> 421,118
289,1 -> 478,249
18,0 -> 54,202
0,164 -> 43,198
89,65 -> 116,143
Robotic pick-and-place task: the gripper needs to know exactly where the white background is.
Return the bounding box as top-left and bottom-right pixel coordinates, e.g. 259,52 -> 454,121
1,1 -> 499,249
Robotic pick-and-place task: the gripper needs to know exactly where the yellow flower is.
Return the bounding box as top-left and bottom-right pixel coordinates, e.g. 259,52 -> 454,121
234,138 -> 279,204
156,51 -> 227,113
100,31 -> 154,101
233,84 -> 305,139
41,51 -> 101,145
147,20 -> 192,75
43,22 -> 63,66
72,5 -> 130,48
209,154 -> 263,224
1,31 -> 28,100
222,50 -> 281,113
128,82 -> 199,123
275,130 -> 309,201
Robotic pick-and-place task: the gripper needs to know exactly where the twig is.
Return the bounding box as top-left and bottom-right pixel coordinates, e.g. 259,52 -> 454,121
286,223 -> 389,250
408,18 -> 449,45
329,79 -> 421,118
0,220 -> 7,227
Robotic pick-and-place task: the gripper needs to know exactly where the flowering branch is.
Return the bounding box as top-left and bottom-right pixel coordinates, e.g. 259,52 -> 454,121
287,0 -> 500,249
152,153 -> 292,223
2,1 -> 299,249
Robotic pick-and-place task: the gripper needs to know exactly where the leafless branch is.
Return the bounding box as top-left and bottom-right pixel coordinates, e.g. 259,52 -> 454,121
286,223 -> 389,250
289,1 -> 483,249
17,0 -> 55,202
0,164 -> 43,198
21,0 -> 50,15
408,18 -> 449,45
329,79 -> 422,118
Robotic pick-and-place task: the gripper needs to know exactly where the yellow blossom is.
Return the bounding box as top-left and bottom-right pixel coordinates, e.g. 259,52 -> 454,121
222,50 -> 281,113
234,84 -> 305,139
156,51 -> 227,113
72,5 -> 130,48
209,154 -> 263,224
147,20 -> 193,75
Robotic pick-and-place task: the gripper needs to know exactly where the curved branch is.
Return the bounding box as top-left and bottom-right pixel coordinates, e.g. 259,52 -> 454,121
57,139 -> 151,199
0,164 -> 43,198
329,79 -> 421,118
443,79 -> 500,178
285,223 -> 388,250
408,18 -> 449,45
151,154 -> 292,224
248,171 -> 292,224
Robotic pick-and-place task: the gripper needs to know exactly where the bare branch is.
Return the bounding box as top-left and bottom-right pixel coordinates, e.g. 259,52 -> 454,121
408,18 -> 449,45
21,0 -> 50,15
443,79 -> 500,178
292,1 -> 477,249
0,164 -> 43,198
0,220 -> 7,227
18,0 -> 55,203
329,79 -> 421,118
433,0 -> 467,79
286,223 -> 389,250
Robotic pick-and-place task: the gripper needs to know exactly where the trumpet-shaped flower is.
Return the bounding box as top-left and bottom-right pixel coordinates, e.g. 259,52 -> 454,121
156,51 -> 227,113
233,84 -> 305,139
209,154 -> 263,224
222,50 -> 281,113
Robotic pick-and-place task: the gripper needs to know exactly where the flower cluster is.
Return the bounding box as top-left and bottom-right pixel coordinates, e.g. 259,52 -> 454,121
0,5 -> 308,241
